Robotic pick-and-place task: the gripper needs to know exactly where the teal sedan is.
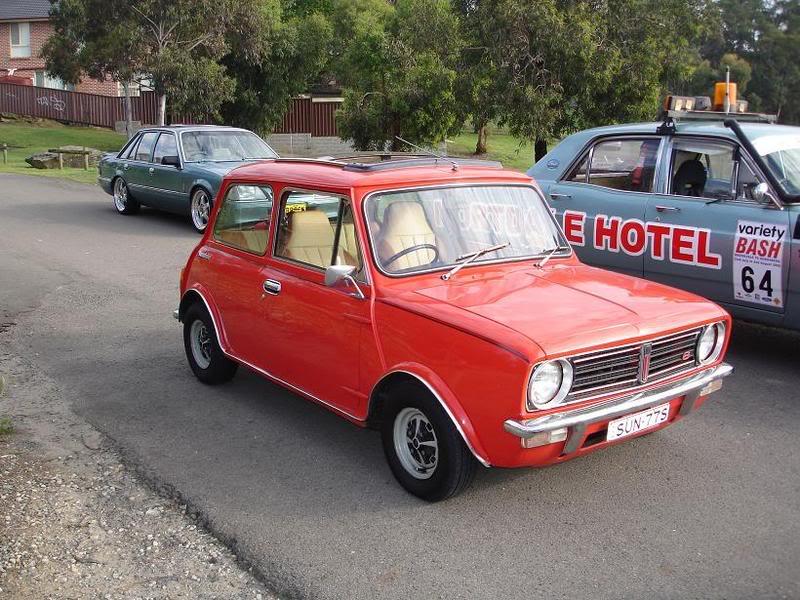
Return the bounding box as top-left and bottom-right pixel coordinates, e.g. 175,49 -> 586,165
98,125 -> 278,232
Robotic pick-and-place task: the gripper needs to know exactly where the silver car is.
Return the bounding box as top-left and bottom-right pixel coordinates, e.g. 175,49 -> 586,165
531,116 -> 800,330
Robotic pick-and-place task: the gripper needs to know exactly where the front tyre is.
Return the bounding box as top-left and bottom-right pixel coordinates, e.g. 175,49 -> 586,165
190,188 -> 212,233
112,177 -> 140,215
183,303 -> 238,384
381,381 -> 477,501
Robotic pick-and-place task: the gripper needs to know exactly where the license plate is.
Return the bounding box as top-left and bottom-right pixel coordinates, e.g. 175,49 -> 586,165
606,402 -> 670,441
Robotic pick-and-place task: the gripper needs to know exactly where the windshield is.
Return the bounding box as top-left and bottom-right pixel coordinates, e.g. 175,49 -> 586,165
181,130 -> 277,162
751,133 -> 800,196
366,185 -> 567,275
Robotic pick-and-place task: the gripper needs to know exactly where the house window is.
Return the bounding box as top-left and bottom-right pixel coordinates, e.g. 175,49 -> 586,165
116,81 -> 142,97
10,22 -> 31,58
34,71 -> 75,91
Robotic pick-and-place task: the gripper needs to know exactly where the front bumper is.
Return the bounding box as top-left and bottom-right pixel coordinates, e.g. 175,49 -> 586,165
504,363 -> 733,455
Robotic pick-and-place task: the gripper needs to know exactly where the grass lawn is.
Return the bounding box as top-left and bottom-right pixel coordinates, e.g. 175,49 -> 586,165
447,127 -> 536,172
0,119 -> 126,185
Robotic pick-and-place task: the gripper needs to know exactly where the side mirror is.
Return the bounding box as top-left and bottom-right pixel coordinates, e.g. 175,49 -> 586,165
161,155 -> 181,168
752,182 -> 783,209
324,264 -> 365,299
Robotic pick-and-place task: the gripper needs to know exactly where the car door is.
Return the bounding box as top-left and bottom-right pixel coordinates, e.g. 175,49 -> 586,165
257,188 -> 372,415
196,183 -> 276,364
546,136 -> 663,277
644,136 -> 791,321
147,131 -> 187,214
125,131 -> 159,205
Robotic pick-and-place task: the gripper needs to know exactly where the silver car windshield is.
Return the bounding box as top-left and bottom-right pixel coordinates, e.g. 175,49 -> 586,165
752,133 -> 800,196
181,131 -> 277,162
366,185 -> 567,276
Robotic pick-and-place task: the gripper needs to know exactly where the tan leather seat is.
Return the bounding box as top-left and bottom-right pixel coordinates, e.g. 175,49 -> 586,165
377,202 -> 436,270
339,221 -> 360,265
281,210 -> 335,267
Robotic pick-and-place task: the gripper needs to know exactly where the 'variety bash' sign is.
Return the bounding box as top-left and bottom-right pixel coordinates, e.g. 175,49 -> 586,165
732,220 -> 787,307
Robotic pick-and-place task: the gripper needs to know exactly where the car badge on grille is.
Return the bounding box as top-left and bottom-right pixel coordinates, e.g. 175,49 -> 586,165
638,343 -> 652,384
682,350 -> 692,361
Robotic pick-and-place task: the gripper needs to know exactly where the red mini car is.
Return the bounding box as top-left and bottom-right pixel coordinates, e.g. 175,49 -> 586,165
176,156 -> 733,501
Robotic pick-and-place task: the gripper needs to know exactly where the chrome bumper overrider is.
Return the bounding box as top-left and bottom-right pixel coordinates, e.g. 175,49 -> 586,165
504,363 -> 733,454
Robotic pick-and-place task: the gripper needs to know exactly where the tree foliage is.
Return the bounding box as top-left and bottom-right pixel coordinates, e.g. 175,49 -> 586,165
333,0 -> 464,151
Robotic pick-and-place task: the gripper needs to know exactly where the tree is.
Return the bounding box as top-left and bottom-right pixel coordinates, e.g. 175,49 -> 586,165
333,0 -> 464,151
43,0 -> 143,136
476,0 -> 712,161
220,3 -> 333,135
43,0 -> 269,126
453,1 -> 502,155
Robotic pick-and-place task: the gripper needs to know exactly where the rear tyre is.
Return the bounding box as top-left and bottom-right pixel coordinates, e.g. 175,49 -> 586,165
112,177 -> 140,215
183,303 -> 238,384
190,188 -> 212,233
380,381 -> 477,501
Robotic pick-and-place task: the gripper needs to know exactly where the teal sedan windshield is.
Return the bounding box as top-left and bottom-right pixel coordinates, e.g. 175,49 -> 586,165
181,131 -> 277,162
752,132 -> 800,196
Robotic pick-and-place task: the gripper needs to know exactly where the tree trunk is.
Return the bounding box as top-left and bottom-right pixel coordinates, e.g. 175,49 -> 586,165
534,138 -> 548,163
157,94 -> 167,126
122,81 -> 133,139
475,122 -> 488,155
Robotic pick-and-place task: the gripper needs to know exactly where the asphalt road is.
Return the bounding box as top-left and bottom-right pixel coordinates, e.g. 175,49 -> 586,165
1,173 -> 798,600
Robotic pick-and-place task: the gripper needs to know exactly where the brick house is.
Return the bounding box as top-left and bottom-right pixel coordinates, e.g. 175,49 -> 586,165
0,0 -> 119,95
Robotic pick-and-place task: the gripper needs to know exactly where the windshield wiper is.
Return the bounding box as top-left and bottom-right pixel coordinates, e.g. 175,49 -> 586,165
536,245 -> 563,269
441,242 -> 509,281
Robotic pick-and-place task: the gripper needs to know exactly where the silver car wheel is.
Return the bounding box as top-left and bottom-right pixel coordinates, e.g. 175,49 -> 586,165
189,319 -> 212,370
393,407 -> 438,480
191,189 -> 211,231
113,178 -> 128,212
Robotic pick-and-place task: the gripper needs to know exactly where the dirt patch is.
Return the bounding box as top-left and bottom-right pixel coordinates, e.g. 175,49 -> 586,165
0,335 -> 276,599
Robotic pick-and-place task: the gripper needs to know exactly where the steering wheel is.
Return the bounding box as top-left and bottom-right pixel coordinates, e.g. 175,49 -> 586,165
384,244 -> 440,269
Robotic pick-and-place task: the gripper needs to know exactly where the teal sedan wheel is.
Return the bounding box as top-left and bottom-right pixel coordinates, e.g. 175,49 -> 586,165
112,177 -> 139,215
190,188 -> 212,233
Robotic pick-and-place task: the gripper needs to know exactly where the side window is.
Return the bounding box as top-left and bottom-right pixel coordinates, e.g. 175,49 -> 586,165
275,191 -> 363,274
670,139 -> 735,200
152,133 -> 178,165
121,134 -> 141,159
565,155 -> 588,183
587,138 -> 659,192
213,185 -> 274,255
134,132 -> 159,162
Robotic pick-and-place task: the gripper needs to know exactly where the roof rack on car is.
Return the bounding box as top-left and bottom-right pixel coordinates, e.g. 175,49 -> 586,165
339,155 -> 503,172
664,109 -> 776,124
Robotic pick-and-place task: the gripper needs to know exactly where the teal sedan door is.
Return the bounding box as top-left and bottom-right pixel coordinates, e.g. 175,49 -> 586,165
146,132 -> 188,213
125,131 -> 159,199
643,135 -> 791,323
544,136 -> 662,278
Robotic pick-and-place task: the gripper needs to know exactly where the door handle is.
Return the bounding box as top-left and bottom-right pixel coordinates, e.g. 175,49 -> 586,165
262,279 -> 281,295
148,167 -> 155,175
549,192 -> 572,200
655,205 -> 681,213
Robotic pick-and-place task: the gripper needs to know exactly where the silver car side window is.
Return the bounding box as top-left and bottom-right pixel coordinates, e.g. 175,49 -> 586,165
669,139 -> 736,201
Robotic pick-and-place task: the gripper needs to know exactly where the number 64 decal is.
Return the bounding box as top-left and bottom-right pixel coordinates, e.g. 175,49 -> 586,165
740,266 -> 774,297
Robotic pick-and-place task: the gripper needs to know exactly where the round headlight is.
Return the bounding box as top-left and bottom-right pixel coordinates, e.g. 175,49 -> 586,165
696,322 -> 725,365
528,359 -> 573,410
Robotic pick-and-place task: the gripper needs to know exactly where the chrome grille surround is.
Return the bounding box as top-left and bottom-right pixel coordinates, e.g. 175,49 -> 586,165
566,328 -> 702,403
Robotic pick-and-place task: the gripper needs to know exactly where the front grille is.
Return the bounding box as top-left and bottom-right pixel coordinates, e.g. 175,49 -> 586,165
568,328 -> 701,401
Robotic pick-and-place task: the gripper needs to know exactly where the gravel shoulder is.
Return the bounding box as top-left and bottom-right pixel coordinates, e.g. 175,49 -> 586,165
0,329 -> 276,599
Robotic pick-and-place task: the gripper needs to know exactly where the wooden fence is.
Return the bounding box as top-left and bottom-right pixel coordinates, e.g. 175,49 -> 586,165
0,82 -> 342,136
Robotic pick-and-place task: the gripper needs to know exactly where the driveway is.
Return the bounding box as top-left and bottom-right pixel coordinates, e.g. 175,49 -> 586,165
1,173 -> 798,599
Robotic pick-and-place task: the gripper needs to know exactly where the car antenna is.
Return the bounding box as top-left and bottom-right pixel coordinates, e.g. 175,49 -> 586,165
395,136 -> 459,171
